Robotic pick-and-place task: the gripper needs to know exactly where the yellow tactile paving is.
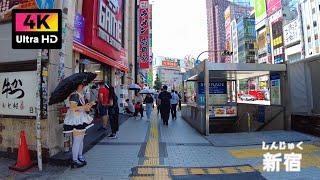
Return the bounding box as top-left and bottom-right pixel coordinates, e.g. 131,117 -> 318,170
236,165 -> 255,173
154,168 -> 169,176
207,168 -> 223,174
189,168 -> 206,175
143,112 -> 160,166
171,168 -> 188,176
138,167 -> 154,175
220,167 -> 239,174
229,144 -> 320,159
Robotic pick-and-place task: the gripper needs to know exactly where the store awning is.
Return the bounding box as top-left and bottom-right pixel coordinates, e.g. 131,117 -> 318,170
73,40 -> 128,72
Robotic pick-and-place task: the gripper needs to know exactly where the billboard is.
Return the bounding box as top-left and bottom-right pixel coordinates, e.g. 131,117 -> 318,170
254,0 -> 267,23
139,0 -> 150,69
74,13 -> 85,43
283,19 -> 301,46
83,0 -> 125,63
266,0 -> 281,16
162,61 -> 177,67
0,71 -> 37,117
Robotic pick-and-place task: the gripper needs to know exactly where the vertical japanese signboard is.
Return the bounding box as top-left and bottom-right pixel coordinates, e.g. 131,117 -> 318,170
272,19 -> 284,64
139,0 -> 150,69
0,71 -> 36,117
266,0 -> 281,16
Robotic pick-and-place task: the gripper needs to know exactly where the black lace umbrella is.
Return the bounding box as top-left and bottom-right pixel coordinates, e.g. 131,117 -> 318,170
48,72 -> 97,105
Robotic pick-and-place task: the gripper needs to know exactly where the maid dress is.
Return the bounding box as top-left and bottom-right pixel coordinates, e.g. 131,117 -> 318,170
63,92 -> 94,133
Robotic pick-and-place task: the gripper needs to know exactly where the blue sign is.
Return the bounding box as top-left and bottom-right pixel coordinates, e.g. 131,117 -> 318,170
198,81 -> 227,95
270,73 -> 280,81
36,0 -> 55,9
74,13 -> 85,43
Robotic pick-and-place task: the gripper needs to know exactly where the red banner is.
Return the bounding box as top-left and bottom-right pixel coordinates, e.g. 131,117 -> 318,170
139,0 -> 149,69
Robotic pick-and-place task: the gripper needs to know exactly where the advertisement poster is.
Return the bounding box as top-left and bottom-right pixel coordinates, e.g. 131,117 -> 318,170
272,19 -> 284,64
74,13 -> 85,43
0,71 -> 36,117
254,0 -> 267,23
266,0 -> 282,16
270,73 -> 281,105
139,0 -> 150,69
0,0 -> 54,23
210,106 -> 237,117
283,19 -> 301,46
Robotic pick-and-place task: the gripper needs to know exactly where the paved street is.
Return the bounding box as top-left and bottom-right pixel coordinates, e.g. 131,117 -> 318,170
1,111 -> 320,179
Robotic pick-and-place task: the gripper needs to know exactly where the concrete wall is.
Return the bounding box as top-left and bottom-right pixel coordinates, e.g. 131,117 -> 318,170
181,105 -> 206,135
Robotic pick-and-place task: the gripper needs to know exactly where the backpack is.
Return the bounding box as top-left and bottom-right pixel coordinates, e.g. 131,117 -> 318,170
161,92 -> 171,106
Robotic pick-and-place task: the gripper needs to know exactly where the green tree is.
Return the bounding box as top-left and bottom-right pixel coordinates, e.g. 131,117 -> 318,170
153,74 -> 162,90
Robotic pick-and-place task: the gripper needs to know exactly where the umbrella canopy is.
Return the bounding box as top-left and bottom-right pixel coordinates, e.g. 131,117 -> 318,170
128,83 -> 141,90
139,89 -> 154,94
49,72 -> 97,105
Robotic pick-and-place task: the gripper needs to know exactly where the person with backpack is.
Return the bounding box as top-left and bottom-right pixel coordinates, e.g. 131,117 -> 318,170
158,85 -> 172,126
107,86 -> 119,139
170,90 -> 179,120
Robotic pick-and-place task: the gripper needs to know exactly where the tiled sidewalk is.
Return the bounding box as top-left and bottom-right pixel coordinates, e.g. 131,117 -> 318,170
1,110 -> 320,179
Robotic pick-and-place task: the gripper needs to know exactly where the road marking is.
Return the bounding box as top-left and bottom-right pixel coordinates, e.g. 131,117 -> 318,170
171,168 -> 187,175
207,168 -> 223,174
220,167 -> 239,174
189,168 -> 206,175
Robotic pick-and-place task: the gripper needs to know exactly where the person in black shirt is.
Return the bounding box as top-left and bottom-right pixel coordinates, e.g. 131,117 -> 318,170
158,85 -> 172,126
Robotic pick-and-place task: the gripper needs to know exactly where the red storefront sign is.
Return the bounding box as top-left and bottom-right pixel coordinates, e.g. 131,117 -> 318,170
82,0 -> 127,68
139,0 -> 149,69
162,61 -> 177,67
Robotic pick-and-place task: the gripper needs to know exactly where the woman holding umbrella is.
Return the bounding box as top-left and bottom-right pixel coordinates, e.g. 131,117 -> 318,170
49,72 -> 97,168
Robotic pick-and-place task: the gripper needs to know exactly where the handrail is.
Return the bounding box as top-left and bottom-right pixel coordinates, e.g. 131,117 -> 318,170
236,112 -> 252,132
256,108 -> 285,131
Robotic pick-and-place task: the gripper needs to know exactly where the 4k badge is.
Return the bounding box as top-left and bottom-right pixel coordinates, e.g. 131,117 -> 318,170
12,9 -> 62,49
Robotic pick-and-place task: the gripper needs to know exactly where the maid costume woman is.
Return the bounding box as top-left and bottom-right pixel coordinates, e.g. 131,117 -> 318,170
63,92 -> 94,133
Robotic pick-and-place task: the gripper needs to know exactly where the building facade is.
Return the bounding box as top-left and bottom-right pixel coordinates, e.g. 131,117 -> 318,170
300,0 -> 320,58
206,0 -> 231,62
152,56 -> 183,91
237,17 -> 256,63
224,3 -> 252,62
0,0 -> 135,159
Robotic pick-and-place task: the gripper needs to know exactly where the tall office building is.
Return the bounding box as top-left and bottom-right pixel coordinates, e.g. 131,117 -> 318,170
206,0 -> 231,62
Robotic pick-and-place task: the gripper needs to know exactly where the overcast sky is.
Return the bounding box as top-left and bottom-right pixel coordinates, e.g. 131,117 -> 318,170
152,0 -> 208,59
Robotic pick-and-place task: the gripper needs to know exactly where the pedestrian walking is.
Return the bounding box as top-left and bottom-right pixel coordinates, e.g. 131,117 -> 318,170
158,85 -> 172,126
98,82 -> 109,130
157,89 -> 163,116
144,94 -> 154,121
108,86 -> 119,139
135,92 -> 144,118
177,91 -> 182,111
170,90 -> 179,120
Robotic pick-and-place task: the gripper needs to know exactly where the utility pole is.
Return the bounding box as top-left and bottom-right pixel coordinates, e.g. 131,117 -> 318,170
35,49 -> 42,171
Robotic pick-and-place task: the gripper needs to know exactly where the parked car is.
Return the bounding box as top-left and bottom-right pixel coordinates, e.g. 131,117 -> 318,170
240,94 -> 256,101
249,90 -> 265,100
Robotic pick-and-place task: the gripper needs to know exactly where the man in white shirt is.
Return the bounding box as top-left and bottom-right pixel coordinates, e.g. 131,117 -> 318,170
170,90 -> 179,120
